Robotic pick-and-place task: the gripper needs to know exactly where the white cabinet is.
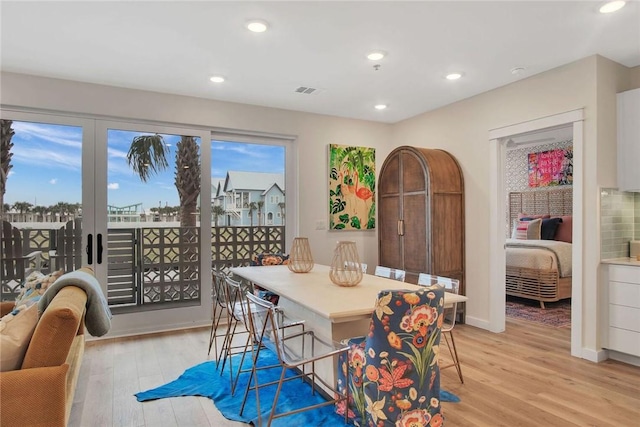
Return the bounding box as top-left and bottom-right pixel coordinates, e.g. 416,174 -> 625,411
606,265 -> 640,356
617,88 -> 640,192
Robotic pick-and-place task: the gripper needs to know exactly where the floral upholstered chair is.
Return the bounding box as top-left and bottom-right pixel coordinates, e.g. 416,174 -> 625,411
336,285 -> 445,427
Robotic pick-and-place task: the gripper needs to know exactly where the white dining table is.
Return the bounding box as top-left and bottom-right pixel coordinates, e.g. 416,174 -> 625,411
229,264 -> 468,388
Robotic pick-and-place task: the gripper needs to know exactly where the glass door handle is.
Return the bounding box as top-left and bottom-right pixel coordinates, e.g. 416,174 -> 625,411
97,233 -> 103,264
86,234 -> 93,265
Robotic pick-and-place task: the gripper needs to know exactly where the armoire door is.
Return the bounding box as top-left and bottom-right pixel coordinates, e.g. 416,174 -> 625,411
378,151 -> 403,270
400,150 -> 429,281
379,146 -> 464,292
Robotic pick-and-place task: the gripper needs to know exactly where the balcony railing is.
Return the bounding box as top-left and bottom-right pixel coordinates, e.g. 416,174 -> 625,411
0,225 -> 285,309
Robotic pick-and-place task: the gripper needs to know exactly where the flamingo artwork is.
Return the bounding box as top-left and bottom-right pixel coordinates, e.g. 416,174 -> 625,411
328,143 -> 376,230
354,171 -> 373,202
354,171 -> 373,216
339,170 -> 357,216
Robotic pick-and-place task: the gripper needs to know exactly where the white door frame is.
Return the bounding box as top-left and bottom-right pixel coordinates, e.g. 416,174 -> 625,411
488,109 -> 584,357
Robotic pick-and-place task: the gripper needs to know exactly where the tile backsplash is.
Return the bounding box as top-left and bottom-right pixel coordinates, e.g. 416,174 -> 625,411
600,188 -> 640,259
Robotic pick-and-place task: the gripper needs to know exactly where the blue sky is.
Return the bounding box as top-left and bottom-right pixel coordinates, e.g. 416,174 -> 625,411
5,121 -> 284,211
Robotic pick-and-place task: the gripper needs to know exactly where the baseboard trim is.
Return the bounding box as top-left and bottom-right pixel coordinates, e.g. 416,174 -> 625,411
581,347 -> 609,363
464,316 -> 502,332
86,320 -> 212,342
606,350 -> 640,367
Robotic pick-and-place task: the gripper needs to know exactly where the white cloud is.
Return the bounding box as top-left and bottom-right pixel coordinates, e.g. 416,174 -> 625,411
108,183 -> 120,190
49,178 -> 57,184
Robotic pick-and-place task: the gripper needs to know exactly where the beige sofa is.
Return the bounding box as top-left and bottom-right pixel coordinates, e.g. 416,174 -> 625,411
0,285 -> 87,427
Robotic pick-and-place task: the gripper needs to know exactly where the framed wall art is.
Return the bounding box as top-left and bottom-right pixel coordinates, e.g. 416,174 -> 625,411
528,147 -> 573,187
328,144 -> 375,230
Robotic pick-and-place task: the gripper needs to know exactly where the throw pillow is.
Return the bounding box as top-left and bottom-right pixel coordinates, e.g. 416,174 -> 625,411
251,253 -> 290,266
0,303 -> 38,371
553,215 -> 573,243
512,218 -> 542,240
250,253 -> 289,305
518,213 -> 551,220
540,217 -> 563,240
14,269 -> 65,308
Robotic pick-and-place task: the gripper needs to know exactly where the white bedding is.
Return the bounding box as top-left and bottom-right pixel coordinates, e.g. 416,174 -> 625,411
505,239 -> 572,277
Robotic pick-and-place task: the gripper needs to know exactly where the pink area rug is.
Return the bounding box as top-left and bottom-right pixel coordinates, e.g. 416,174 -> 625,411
506,296 -> 571,328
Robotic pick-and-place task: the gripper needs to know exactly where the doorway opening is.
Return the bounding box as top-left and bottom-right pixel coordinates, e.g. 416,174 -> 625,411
489,109 -> 584,357
503,126 -> 573,335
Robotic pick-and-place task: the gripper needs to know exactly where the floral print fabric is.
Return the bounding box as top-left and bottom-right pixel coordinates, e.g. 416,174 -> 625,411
336,285 -> 445,426
250,253 -> 289,304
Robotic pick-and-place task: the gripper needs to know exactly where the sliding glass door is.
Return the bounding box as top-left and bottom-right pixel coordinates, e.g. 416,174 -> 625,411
0,110 -> 94,300
96,121 -> 210,313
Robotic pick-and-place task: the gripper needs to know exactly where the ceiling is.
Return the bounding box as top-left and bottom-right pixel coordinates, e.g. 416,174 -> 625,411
1,1 -> 639,124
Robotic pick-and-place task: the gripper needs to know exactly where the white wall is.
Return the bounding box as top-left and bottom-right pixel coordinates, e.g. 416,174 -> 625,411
0,71 -> 391,270
0,71 -> 391,336
2,55 -> 638,351
392,55 -> 638,355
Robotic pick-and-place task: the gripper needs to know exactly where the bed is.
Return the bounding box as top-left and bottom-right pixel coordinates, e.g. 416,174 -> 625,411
506,189 -> 573,308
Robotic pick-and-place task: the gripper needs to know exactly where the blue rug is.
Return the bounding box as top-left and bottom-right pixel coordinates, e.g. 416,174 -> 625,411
135,349 -> 459,426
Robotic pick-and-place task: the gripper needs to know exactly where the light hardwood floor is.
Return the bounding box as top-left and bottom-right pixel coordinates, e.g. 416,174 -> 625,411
71,319 -> 640,427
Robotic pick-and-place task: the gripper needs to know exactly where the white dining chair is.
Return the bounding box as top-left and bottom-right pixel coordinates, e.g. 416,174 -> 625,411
345,261 -> 368,274
374,265 -> 406,282
417,273 -> 463,383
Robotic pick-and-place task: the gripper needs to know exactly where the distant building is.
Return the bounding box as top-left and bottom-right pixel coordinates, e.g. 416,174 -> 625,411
213,171 -> 285,226
107,203 -> 143,222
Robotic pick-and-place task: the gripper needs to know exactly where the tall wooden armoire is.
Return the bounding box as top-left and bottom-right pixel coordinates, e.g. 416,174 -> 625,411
378,146 -> 465,315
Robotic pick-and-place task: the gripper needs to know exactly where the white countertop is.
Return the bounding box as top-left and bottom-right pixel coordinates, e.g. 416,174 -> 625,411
601,257 -> 640,267
229,264 -> 468,322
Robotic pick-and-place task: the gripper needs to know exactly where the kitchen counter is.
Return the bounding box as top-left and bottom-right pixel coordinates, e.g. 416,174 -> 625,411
602,257 -> 640,267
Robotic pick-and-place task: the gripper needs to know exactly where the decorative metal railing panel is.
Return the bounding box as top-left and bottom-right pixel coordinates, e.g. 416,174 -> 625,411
140,226 -> 200,305
1,225 -> 284,305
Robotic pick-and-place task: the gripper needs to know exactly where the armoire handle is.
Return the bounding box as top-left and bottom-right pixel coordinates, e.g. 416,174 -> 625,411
397,220 -> 404,236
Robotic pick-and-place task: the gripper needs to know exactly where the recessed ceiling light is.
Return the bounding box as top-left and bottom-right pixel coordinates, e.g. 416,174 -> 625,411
445,73 -> 463,80
374,104 -> 387,110
511,67 -> 526,75
209,76 -> 225,83
367,51 -> 386,61
246,20 -> 269,33
599,1 -> 626,13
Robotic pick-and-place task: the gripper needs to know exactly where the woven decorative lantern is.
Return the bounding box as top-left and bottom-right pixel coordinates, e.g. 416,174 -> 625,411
329,241 -> 363,287
288,237 -> 314,273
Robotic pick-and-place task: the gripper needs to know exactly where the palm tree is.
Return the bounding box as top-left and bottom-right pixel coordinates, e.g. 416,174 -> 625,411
257,201 -> 264,226
127,134 -> 201,228
32,205 -> 47,222
1,120 -> 14,218
247,201 -> 257,227
126,134 -> 169,183
212,205 -> 225,226
51,201 -> 70,222
174,136 -> 201,228
12,201 -> 33,222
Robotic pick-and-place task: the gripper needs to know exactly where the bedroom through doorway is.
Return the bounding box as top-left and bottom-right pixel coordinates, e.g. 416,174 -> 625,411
503,125 -> 574,336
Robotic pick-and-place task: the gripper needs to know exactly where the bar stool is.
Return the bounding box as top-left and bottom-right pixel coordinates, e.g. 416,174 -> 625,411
219,275 -> 255,394
240,291 -> 349,426
374,265 -> 406,281
208,269 -> 228,360
418,273 -> 464,383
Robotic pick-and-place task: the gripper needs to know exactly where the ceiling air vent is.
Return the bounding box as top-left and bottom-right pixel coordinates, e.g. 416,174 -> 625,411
294,86 -> 317,95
